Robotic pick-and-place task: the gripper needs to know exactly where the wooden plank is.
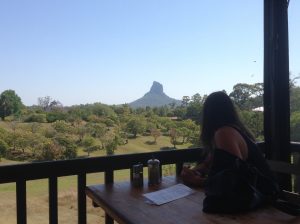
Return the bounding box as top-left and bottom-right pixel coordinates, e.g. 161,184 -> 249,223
268,160 -> 300,175
16,179 -> 27,224
49,176 -> 58,224
282,190 -> 300,205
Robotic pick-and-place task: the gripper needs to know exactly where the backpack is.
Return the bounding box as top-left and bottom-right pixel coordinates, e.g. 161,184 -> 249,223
203,149 -> 300,215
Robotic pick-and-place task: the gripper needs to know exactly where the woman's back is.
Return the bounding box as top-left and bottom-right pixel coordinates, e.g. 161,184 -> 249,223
212,125 -> 274,181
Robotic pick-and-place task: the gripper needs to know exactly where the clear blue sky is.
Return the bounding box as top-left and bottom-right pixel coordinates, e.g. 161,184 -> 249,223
0,1 -> 299,106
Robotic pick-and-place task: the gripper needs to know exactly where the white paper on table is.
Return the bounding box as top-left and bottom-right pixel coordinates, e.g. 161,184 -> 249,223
143,184 -> 195,205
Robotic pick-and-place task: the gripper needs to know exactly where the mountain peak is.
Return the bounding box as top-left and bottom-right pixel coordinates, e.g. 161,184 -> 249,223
128,81 -> 181,108
149,81 -> 164,95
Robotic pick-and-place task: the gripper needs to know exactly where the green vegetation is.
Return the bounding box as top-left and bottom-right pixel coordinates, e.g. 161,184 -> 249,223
1,80 -> 300,164
1,80 -> 300,223
0,90 -> 23,121
0,135 -> 188,224
0,95 -> 201,164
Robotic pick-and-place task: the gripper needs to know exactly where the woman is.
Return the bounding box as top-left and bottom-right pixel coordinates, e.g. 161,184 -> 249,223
181,91 -> 275,190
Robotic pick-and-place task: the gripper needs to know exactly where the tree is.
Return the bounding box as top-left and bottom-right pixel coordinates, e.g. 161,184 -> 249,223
169,128 -> 178,148
0,139 -> 8,161
290,86 -> 300,113
150,128 -> 161,144
186,98 -> 202,122
54,134 -> 77,159
86,123 -> 107,138
24,113 -> 47,123
0,90 -> 23,120
76,125 -> 88,142
191,93 -> 202,104
38,141 -> 63,161
173,107 -> 186,119
46,111 -> 67,123
178,127 -> 192,143
229,84 -> 252,110
126,117 -> 146,138
52,120 -> 74,134
291,111 -> 300,142
229,83 -> 263,110
105,136 -> 118,155
113,104 -> 131,116
82,135 -> 96,156
240,110 -> 263,140
38,96 -> 52,111
181,96 -> 190,107
180,119 -> 200,144
38,96 -> 63,112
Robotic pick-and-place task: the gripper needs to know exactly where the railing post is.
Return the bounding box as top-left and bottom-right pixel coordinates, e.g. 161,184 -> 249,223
16,179 -> 27,224
176,162 -> 183,177
49,176 -> 58,224
294,153 -> 300,193
78,173 -> 87,224
105,170 -> 114,184
105,170 -> 114,224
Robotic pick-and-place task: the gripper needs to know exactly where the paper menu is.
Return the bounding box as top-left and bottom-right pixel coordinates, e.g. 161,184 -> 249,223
143,184 -> 195,205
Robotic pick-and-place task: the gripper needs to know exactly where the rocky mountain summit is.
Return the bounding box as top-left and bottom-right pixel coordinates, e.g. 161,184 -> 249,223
129,81 -> 181,108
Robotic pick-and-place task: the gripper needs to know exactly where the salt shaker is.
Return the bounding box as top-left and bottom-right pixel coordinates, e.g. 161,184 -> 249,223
147,158 -> 161,186
132,163 -> 143,187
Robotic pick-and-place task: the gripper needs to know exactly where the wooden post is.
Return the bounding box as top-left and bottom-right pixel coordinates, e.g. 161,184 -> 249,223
105,170 -> 114,224
294,153 -> 300,193
16,179 -> 27,224
264,0 -> 291,190
78,174 -> 87,224
49,176 -> 58,224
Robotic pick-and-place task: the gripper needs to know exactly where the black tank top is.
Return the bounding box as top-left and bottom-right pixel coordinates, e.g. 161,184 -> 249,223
209,125 -> 275,182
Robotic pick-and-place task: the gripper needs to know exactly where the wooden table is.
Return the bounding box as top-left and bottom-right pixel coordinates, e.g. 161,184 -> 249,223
86,176 -> 299,224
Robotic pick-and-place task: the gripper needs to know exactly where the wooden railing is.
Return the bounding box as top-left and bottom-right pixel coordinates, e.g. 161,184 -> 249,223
1,143 -> 300,224
0,148 -> 205,224
258,142 -> 300,204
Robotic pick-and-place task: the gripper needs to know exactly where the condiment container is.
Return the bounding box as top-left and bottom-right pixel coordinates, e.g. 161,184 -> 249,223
132,163 -> 144,187
147,158 -> 161,186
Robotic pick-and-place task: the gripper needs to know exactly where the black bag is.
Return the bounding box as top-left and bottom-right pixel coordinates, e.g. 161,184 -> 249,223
203,149 -> 300,216
203,149 -> 279,214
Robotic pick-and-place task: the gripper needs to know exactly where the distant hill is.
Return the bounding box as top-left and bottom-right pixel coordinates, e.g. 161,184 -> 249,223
129,81 -> 181,108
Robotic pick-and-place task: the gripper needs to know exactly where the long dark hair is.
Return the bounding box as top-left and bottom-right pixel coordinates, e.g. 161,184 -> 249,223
200,91 -> 254,149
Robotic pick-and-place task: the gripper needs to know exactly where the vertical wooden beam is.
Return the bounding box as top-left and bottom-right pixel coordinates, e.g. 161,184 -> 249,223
78,174 -> 87,224
294,153 -> 300,193
176,162 -> 183,177
105,170 -> 114,224
49,176 -> 58,224
16,179 -> 27,224
105,170 -> 114,184
264,0 -> 290,189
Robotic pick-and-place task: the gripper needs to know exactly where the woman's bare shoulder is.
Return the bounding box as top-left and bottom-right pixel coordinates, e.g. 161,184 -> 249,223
215,126 -> 239,137
214,126 -> 244,159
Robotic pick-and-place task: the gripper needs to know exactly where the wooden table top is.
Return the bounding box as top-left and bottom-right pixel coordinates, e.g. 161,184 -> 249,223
86,176 -> 299,224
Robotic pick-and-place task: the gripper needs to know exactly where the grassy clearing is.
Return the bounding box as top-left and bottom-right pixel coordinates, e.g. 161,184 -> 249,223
0,135 -> 189,224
